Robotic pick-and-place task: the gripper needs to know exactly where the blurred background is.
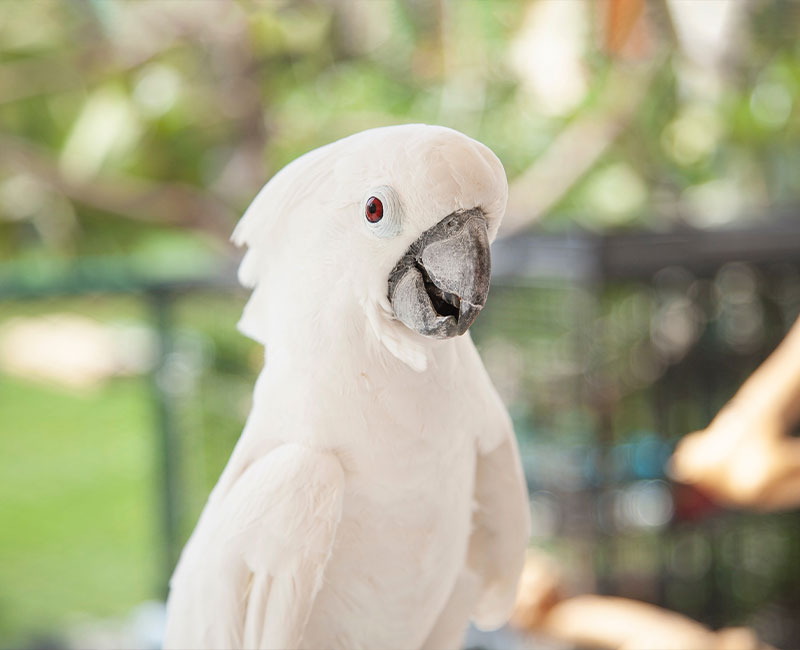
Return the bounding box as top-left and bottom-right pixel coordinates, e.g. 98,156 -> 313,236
1,1 -> 800,648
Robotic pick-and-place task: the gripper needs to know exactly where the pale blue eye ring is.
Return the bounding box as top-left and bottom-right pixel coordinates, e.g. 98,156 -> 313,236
363,186 -> 402,238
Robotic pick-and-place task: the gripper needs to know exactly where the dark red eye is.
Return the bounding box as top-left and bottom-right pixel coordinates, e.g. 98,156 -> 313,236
365,196 -> 383,223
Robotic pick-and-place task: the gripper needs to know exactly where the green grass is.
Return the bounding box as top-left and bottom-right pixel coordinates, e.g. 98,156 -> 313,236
0,292 -> 255,645
0,374 -> 160,643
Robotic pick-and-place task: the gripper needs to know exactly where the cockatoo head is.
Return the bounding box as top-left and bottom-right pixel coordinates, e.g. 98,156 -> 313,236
233,124 -> 507,371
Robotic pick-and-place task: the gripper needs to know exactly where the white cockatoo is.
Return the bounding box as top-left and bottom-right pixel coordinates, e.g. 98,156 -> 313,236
164,124 -> 531,650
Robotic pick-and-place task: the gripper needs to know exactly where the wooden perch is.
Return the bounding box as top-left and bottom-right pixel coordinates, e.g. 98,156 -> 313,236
510,550 -> 774,650
670,315 -> 800,511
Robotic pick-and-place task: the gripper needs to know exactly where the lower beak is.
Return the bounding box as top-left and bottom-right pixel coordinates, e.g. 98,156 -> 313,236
388,208 -> 491,339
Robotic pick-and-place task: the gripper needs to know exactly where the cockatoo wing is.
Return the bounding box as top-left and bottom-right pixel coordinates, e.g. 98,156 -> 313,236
469,425 -> 530,629
164,444 -> 345,650
461,340 -> 531,630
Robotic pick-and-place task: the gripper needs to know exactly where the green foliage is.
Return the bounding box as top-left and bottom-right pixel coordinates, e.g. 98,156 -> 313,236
3,1 -> 800,263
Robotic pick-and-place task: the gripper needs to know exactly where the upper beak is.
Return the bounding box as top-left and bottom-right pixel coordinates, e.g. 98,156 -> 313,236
388,208 -> 491,339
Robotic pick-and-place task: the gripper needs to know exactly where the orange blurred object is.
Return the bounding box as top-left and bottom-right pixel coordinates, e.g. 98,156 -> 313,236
604,0 -> 650,59
511,551 -> 775,650
670,315 -> 800,511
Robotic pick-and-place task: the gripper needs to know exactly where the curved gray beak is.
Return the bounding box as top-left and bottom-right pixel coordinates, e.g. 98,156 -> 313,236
388,208 -> 491,339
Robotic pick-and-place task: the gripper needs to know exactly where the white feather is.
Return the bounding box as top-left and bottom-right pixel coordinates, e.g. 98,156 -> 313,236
165,124 -> 530,650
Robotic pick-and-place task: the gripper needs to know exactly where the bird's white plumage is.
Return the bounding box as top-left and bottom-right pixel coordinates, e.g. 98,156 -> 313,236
165,444 -> 344,649
164,124 -> 530,650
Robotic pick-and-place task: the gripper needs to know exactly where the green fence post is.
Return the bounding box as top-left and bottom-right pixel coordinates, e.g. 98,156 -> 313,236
148,289 -> 181,599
